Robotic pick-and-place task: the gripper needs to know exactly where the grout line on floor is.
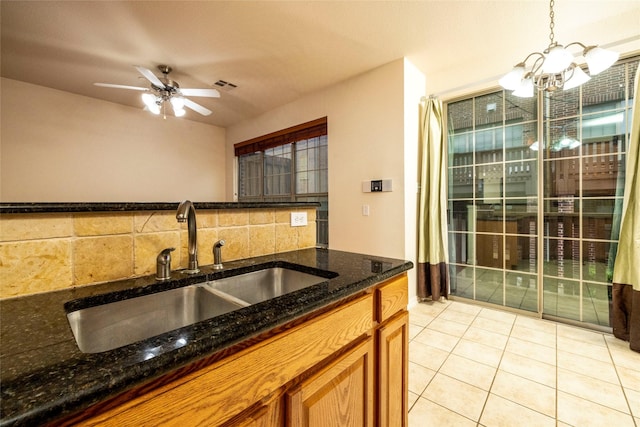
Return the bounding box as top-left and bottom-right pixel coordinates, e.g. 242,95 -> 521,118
605,336 -> 638,422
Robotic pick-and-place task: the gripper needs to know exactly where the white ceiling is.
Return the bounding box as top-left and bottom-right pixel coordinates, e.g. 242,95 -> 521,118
2,1 -> 639,128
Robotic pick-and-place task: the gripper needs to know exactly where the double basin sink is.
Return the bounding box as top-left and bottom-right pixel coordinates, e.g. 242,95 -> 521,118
66,265 -> 337,353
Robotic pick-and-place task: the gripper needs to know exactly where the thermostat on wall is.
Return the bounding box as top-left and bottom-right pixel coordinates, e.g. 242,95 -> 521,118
362,179 -> 392,192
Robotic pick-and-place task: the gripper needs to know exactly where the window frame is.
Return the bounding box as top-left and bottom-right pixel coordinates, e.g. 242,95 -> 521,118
235,118 -> 329,247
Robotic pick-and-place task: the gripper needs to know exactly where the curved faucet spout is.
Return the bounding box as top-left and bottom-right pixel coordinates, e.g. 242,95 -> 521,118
176,200 -> 199,273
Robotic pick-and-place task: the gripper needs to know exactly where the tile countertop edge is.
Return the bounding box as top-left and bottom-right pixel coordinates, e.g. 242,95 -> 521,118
0,249 -> 413,427
0,201 -> 320,214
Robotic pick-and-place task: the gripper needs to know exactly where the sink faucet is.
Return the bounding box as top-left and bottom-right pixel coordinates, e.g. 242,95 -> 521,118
176,200 -> 199,274
213,240 -> 225,270
156,247 -> 175,281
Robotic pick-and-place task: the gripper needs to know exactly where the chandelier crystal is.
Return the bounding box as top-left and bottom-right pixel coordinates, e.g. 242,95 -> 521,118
500,0 -> 619,98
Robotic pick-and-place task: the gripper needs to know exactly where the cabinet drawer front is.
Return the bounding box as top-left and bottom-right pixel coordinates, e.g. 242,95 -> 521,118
376,274 -> 408,323
77,295 -> 373,427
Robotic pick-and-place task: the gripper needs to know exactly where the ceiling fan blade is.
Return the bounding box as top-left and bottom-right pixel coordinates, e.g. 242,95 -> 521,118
183,98 -> 212,116
179,88 -> 220,98
94,83 -> 148,91
135,65 -> 165,88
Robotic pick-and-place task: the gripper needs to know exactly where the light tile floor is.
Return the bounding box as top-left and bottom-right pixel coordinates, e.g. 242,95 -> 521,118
408,299 -> 640,427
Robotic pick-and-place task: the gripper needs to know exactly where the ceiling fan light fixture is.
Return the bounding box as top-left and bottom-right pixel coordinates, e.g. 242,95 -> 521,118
96,65 -> 219,119
148,103 -> 161,115
170,96 -> 186,117
170,96 -> 185,110
141,93 -> 161,115
142,92 -> 157,108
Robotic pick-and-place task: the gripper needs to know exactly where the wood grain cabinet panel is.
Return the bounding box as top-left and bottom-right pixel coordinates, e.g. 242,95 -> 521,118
377,311 -> 409,427
222,389 -> 285,427
286,339 -> 374,427
376,275 -> 408,323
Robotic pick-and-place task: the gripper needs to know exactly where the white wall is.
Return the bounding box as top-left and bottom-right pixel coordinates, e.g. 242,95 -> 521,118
226,59 -> 426,300
1,78 -> 227,202
403,59 -> 426,305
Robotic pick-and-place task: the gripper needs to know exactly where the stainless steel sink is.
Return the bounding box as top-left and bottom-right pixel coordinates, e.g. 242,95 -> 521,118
204,267 -> 329,305
67,284 -> 245,353
66,266 -> 334,353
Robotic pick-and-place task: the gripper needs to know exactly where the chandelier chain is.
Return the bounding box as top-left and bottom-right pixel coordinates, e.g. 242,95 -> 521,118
549,0 -> 555,46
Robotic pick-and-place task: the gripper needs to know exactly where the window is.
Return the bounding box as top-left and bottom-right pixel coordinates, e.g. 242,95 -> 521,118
446,58 -> 637,328
235,118 -> 328,247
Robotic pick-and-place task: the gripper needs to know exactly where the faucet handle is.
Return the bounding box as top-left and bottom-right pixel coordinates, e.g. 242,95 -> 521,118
156,247 -> 175,281
213,240 -> 225,270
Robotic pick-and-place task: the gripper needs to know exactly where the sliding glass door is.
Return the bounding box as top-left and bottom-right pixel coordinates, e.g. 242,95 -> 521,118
446,58 -> 637,329
541,60 -> 636,326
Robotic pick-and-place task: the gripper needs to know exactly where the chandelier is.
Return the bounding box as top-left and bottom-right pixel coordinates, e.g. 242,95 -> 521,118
499,0 -> 619,98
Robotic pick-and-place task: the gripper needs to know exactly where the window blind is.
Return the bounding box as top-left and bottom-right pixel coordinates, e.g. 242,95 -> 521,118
234,117 -> 327,156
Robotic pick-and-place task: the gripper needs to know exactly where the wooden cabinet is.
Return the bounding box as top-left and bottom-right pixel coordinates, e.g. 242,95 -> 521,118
287,339 -> 374,427
67,273 -> 408,427
377,312 -> 408,427
223,390 -> 285,427
375,276 -> 409,427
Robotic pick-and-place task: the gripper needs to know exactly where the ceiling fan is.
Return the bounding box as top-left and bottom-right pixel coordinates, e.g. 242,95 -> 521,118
94,65 -> 220,117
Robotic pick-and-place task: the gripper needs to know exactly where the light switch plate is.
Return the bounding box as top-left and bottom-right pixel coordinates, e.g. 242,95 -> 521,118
290,212 -> 307,227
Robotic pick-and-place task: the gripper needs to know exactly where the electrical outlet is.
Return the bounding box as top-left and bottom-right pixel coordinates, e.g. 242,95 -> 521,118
290,212 -> 307,227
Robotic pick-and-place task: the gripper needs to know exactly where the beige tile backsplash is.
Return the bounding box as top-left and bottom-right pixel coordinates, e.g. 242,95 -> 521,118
0,208 -> 317,298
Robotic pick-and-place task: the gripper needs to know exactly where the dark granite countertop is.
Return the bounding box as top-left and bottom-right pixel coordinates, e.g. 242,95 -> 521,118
0,248 -> 412,426
0,201 -> 319,214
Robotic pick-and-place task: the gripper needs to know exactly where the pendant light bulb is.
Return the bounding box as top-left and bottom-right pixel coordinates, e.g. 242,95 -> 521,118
512,76 -> 534,98
584,46 -> 620,75
563,65 -> 591,91
499,64 -> 526,90
170,97 -> 186,117
543,45 -> 573,74
142,93 -> 156,108
148,103 -> 161,115
142,93 -> 161,115
170,96 -> 185,110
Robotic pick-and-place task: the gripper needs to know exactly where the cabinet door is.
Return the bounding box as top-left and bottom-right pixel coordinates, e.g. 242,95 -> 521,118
225,392 -> 284,427
377,311 -> 408,427
287,339 -> 374,427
